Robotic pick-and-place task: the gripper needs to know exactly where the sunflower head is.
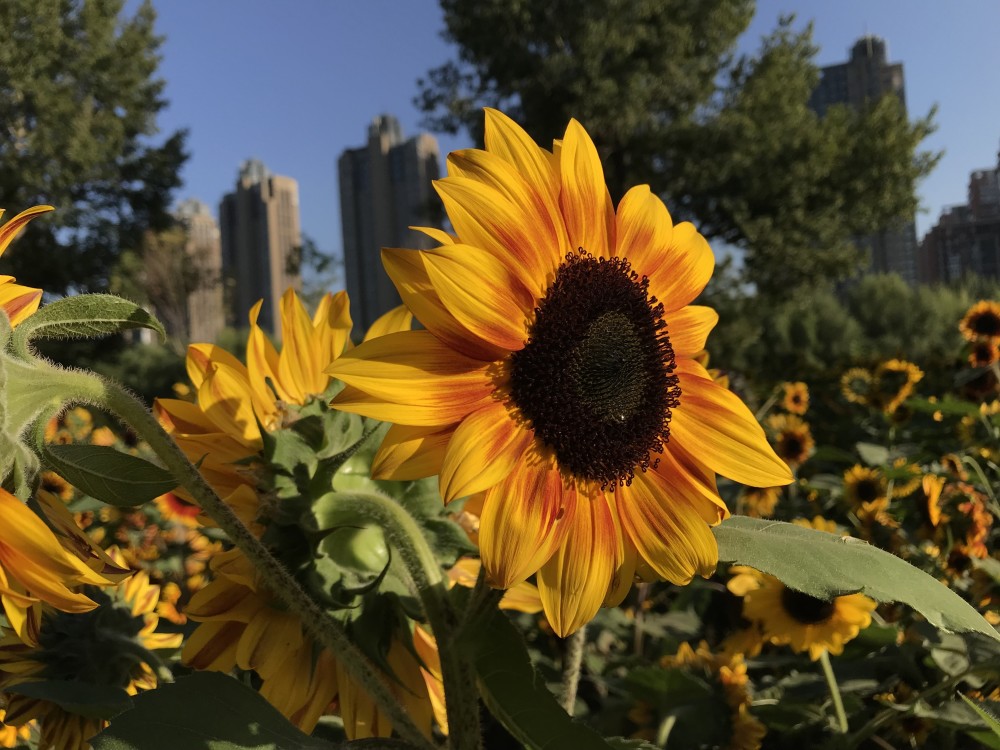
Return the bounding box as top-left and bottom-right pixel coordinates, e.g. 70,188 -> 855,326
840,367 -> 873,405
781,381 -> 809,415
969,339 -> 1000,368
843,465 -> 887,507
869,359 -> 923,415
765,414 -> 814,469
740,486 -> 781,518
960,300 -> 1000,343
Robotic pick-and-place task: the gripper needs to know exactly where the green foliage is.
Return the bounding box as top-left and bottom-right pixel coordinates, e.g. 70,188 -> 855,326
0,0 -> 188,294
85,341 -> 186,405
417,2 -> 938,294
40,443 -> 176,507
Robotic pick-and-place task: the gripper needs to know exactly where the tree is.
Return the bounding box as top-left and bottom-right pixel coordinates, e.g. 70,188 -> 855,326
0,0 -> 188,296
416,1 -> 938,296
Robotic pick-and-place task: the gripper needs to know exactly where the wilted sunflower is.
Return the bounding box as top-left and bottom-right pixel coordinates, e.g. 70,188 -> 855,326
727,566 -> 875,660
840,367 -> 872,405
0,562 -> 181,750
326,110 -> 792,636
871,359 -> 923,414
960,301 -> 1000,343
781,381 -> 809,415
0,206 -> 50,327
765,414 -> 814,469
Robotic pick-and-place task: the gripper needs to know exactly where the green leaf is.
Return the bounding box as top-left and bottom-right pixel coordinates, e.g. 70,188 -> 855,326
91,672 -> 336,750
8,680 -> 132,720
960,694 -> 1000,739
854,442 -> 889,466
43,444 -> 176,507
713,517 -> 1000,642
12,294 -> 165,349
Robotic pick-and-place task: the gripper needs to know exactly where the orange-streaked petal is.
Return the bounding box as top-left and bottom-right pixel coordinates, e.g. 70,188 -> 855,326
382,246 -> 506,362
653,222 -> 715,314
0,206 -> 54,257
333,385 -> 487,427
484,108 -> 561,221
246,299 -> 286,418
439,400 -> 534,502
478,462 -> 574,588
422,244 -> 532,352
182,620 -> 243,672
311,290 -> 353,364
664,306 -> 719,358
363,305 -> 413,342
537,489 -> 621,636
671,360 -> 793,487
559,119 -> 614,259
614,184 -> 673,262
372,423 -> 454,481
278,288 -> 325,401
0,282 -> 42,327
619,469 -> 718,585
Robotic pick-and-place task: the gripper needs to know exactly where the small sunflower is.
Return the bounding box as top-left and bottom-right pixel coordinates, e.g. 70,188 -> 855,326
960,300 -> 1000,343
326,109 -> 792,636
969,339 -> 1000,368
0,562 -> 181,750
727,566 -> 876,660
740,486 -> 781,518
871,359 -> 923,414
888,458 -> 921,498
781,381 -> 809,415
843,465 -> 887,508
0,206 -> 50,327
765,414 -> 814,469
38,471 -> 74,502
153,491 -> 201,527
840,367 -> 873,405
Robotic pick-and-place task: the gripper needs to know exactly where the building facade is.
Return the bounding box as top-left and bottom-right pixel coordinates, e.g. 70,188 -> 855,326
919,148 -> 1000,283
174,198 -> 225,344
810,36 -> 919,283
338,115 -> 442,334
219,159 -> 301,336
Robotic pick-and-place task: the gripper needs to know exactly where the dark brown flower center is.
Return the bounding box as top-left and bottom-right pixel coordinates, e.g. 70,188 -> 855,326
855,478 -> 881,503
780,587 -> 835,625
778,435 -> 804,461
972,310 -> 1000,337
508,251 -> 679,488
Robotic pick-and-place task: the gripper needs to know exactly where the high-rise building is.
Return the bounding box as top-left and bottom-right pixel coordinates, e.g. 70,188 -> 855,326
174,198 -> 224,344
919,146 -> 1000,283
810,36 -> 919,283
338,115 -> 442,334
219,159 -> 301,336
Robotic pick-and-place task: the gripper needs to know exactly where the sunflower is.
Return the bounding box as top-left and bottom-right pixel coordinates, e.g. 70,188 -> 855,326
153,491 -> 201,527
0,560 -> 181,750
765,414 -> 814,469
0,710 -> 32,748
0,206 -> 51,327
740,486 -> 781,518
888,458 -> 921,498
843,465 -> 887,508
960,300 -> 1000,343
840,367 -> 873,405
969,339 -> 1000,368
727,566 -> 875,660
871,359 -> 923,414
781,381 -> 809,415
326,110 -> 791,636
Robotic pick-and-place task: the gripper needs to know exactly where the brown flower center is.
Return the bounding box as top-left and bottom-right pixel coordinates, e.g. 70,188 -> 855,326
780,587 -> 835,625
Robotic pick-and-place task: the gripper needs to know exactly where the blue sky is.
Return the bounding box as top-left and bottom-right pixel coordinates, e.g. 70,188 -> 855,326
142,1 -> 1000,274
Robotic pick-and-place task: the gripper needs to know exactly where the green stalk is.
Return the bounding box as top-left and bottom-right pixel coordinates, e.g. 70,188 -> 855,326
559,625 -> 586,715
819,649 -> 848,733
76,372 -> 438,750
339,490 -> 483,750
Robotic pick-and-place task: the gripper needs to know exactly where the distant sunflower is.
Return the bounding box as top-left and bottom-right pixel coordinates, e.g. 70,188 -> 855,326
960,301 -> 1000,343
871,359 -> 923,414
0,206 -> 50,327
326,109 -> 792,636
727,566 -> 875,660
153,491 -> 201,527
781,381 -> 809,415
969,339 -> 1000,368
889,458 -> 921,498
741,486 -> 781,518
0,563 -> 181,750
843,465 -> 887,508
840,367 -> 872,405
766,414 -> 814,469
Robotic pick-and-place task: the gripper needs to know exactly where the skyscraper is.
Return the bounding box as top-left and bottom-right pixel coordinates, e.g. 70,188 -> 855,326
219,159 -> 302,336
174,198 -> 224,344
338,115 -> 442,334
810,36 -> 919,283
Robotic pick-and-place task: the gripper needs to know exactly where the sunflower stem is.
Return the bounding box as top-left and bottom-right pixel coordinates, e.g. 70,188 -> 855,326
89,375 -> 437,750
559,624 -> 586,715
819,649 -> 848,733
339,490 -> 483,750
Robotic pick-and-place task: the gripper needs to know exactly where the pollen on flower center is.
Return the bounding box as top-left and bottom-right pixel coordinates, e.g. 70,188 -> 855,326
507,251 -> 680,488
780,587 -> 835,625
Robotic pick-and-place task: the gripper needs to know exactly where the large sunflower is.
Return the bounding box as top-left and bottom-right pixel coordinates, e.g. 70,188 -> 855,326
0,206 -> 50,327
326,110 -> 792,636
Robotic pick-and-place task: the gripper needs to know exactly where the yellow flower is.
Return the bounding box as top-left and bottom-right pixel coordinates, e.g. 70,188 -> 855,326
740,486 -> 781,518
0,709 -> 32,748
960,300 -> 1000,343
871,359 -> 923,414
969,339 -> 1000,368
0,558 -> 180,750
765,414 -> 814,469
792,516 -> 840,534
326,110 -> 791,637
0,206 -> 51,327
840,367 -> 872,405
781,381 -> 809,415
843,465 -> 887,508
728,566 -> 875,660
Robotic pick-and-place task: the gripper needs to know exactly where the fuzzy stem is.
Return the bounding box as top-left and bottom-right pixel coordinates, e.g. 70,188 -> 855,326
559,625 -> 586,715
88,375 -> 437,750
819,649 -> 848,733
339,490 -> 483,750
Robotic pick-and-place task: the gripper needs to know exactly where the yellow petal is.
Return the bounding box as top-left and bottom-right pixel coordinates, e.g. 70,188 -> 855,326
0,206 -> 54,257
615,184 -> 674,268
186,343 -> 248,392
311,290 -> 353,364
484,108 -> 561,222
333,384 -> 485,427
538,489 -> 621,636
671,359 -> 793,487
372,423 -> 454,480
439,400 -> 534,502
664,306 -> 719,358
181,620 -> 242,671
278,288 -> 325,401
247,299 -> 289,407
0,281 -> 42,327
653,222 -> 715,314
411,225 -> 457,245
559,119 -> 614,258
363,304 -> 413,342
478,462 -> 574,588
197,362 -> 263,447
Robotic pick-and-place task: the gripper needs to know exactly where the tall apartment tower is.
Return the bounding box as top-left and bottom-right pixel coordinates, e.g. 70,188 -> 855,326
219,159 -> 302,336
810,36 -> 919,283
338,115 -> 442,334
174,198 -> 225,344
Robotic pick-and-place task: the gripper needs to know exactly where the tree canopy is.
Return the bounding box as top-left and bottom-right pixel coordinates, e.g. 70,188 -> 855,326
0,0 -> 187,295
416,0 -> 939,295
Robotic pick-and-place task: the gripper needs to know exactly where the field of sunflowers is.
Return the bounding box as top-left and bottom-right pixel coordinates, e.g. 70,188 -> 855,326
1,111 -> 999,750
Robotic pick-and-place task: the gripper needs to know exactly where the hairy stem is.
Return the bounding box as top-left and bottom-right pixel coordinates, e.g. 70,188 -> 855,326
559,625 -> 586,715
